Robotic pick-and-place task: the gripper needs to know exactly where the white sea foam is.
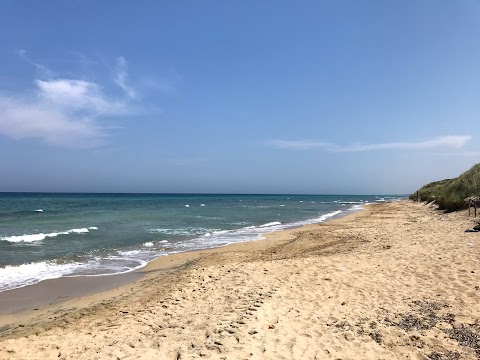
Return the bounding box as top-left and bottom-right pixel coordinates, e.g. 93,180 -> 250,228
70,228 -> 89,234
34,209 -> 43,212
0,261 -> 85,292
200,204 -> 205,207
173,210 -> 344,253
115,250 -> 143,257
1,227 -> 98,243
0,202 -> 367,293
259,221 -> 282,228
0,250 -> 154,292
185,204 -> 190,208
349,204 -> 365,211
2,233 -> 48,243
149,227 -> 220,236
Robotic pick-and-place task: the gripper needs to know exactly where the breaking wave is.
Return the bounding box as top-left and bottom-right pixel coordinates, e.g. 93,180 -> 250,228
1,227 -> 98,243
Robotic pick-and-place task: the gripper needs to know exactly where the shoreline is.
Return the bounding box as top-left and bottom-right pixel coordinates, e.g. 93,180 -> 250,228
0,204 -> 362,315
2,200 -> 478,359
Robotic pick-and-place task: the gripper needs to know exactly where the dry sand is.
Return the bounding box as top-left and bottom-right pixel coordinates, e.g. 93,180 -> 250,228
0,200 -> 479,359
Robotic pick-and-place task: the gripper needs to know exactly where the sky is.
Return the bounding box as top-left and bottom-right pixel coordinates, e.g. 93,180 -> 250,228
0,1 -> 479,194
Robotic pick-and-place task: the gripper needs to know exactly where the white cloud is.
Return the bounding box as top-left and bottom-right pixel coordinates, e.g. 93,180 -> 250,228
0,96 -> 104,148
35,79 -> 125,115
114,56 -> 137,99
268,136 -> 472,152
0,54 -> 139,148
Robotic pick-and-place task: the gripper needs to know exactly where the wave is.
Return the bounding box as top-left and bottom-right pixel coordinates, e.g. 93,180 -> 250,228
0,204 -> 362,293
0,261 -> 84,291
1,227 -> 98,243
148,227 -> 221,236
173,209 -> 346,253
259,221 -> 282,228
0,253 -> 151,292
34,209 -> 43,212
228,221 -> 251,226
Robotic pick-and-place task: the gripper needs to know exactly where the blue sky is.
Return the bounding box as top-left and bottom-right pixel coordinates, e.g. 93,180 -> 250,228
0,1 -> 479,194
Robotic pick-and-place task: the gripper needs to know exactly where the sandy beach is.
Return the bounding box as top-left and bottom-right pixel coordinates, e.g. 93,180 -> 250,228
0,200 -> 479,359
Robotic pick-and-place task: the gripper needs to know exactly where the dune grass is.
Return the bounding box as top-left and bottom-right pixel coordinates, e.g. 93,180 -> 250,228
410,163 -> 480,212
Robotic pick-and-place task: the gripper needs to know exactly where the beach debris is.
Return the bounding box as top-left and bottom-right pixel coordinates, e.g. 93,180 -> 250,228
445,324 -> 480,358
385,300 -> 453,332
465,197 -> 480,217
379,300 -> 480,358
368,331 -> 383,344
427,351 -> 461,360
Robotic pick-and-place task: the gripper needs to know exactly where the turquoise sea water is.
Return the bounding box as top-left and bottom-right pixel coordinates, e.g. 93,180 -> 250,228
0,193 -> 402,292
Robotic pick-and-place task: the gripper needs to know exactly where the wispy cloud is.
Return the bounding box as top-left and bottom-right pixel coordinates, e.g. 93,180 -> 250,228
0,53 -> 140,148
16,49 -> 55,78
268,136 -> 472,152
438,150 -> 480,157
114,56 -> 137,99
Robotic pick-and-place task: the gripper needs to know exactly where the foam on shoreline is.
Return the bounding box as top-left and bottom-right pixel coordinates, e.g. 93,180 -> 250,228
0,205 -> 361,293
0,202 -> 371,313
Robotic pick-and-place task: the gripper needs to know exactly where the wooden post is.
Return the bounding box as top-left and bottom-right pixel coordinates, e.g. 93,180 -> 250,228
416,191 -> 419,202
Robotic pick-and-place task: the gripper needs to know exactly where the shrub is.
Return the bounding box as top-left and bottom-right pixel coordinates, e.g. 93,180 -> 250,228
410,163 -> 480,212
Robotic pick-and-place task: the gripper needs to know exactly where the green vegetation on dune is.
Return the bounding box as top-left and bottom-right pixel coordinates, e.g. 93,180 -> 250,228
410,163 -> 480,212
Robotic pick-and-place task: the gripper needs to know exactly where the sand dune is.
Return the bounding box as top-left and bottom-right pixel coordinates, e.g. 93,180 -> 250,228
1,201 -> 479,359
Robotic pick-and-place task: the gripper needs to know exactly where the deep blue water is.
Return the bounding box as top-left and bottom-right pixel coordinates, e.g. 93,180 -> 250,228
0,193 -> 402,292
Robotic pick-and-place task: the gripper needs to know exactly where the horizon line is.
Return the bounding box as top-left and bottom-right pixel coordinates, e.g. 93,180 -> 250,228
0,191 -> 409,196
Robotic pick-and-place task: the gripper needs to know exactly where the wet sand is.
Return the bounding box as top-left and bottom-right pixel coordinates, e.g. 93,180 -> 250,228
1,201 -> 479,359
0,272 -> 142,315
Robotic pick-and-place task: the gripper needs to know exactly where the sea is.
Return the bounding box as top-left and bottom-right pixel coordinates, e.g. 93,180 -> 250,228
0,193 -> 403,293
